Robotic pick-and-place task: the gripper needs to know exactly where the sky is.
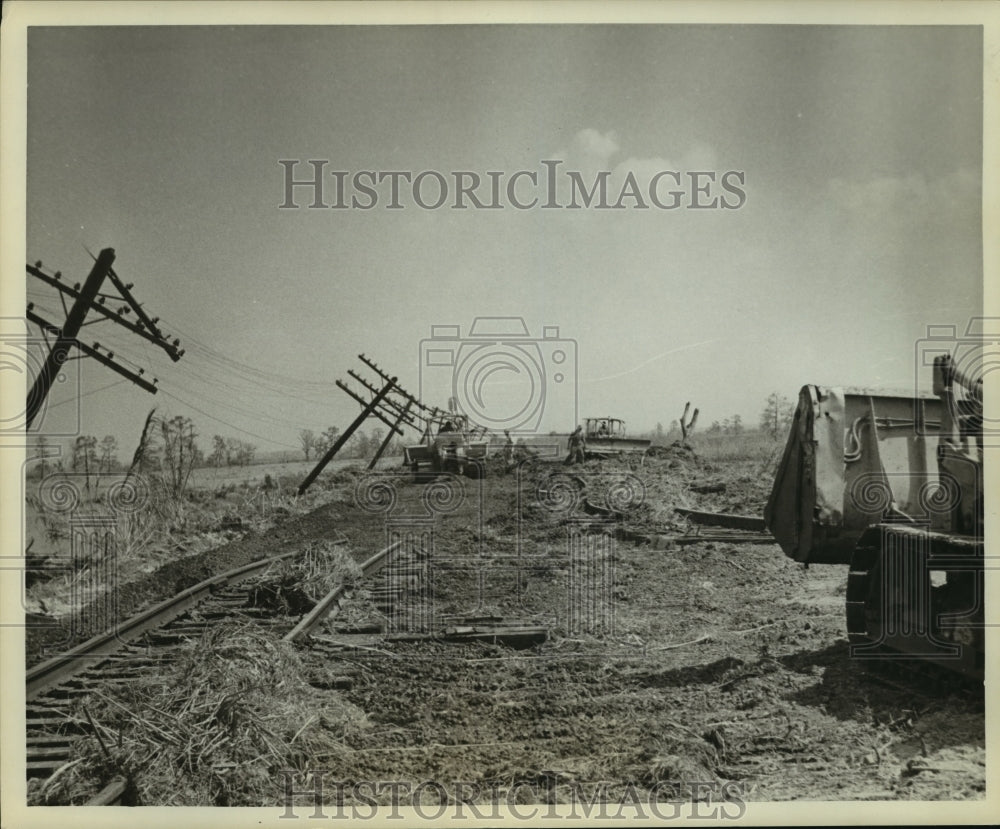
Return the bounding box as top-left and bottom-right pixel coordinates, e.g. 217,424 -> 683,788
16,22 -> 985,459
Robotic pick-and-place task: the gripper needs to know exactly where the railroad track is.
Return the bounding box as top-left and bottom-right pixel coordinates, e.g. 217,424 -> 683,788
579,499 -> 775,546
26,539 -> 406,805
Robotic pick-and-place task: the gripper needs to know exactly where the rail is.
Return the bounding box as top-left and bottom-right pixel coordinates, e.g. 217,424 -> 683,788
283,540 -> 401,643
27,549 -> 302,700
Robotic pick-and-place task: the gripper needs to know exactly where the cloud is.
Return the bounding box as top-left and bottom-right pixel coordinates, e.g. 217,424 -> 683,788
549,129 -> 723,209
827,167 -> 979,224
552,128 -> 621,175
555,129 -> 717,175
572,127 -> 620,160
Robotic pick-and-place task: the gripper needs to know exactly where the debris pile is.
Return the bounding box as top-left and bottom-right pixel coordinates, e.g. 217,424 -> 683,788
29,624 -> 366,805
247,539 -> 362,614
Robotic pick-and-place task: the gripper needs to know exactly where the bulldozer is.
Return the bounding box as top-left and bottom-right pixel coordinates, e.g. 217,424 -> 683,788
583,417 -> 651,458
764,353 -> 984,680
403,412 -> 489,480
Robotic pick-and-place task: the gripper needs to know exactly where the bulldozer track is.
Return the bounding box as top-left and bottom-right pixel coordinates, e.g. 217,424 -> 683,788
846,527 -> 984,688
25,539 -> 405,805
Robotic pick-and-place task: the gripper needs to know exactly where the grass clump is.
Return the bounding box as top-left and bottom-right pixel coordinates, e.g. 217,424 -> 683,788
29,623 -> 366,806
247,540 -> 363,614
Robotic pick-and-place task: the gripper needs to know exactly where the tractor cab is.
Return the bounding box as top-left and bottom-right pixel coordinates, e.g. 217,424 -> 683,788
586,418 -> 627,439
583,417 -> 650,457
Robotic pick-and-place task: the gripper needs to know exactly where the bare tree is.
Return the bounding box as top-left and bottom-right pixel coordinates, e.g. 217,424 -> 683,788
319,425 -> 341,453
679,402 -> 699,441
72,435 -> 99,490
99,435 -> 119,472
238,441 -> 256,466
208,435 -> 227,467
31,434 -> 52,478
347,430 -> 370,459
228,439 -> 256,466
72,435 -> 98,472
160,415 -> 199,496
299,429 -> 317,461
760,392 -> 794,439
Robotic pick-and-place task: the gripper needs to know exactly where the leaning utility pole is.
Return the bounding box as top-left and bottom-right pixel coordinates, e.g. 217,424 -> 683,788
25,248 -> 183,429
26,250 -> 114,428
298,353 -> 469,490
298,377 -> 397,495
368,399 -> 413,470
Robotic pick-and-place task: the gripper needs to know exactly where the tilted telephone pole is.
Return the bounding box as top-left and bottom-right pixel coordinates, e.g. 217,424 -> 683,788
298,378 -> 397,495
25,248 -> 183,429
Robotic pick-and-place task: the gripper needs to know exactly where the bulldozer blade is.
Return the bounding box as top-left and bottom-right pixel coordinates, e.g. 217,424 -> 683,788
764,385 -> 943,565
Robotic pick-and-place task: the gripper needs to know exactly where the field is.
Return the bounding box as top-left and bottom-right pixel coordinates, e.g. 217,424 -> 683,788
21,456 -> 375,622
22,434 -> 985,806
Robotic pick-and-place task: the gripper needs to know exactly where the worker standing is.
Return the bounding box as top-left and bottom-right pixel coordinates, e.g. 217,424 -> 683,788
503,429 -> 515,469
565,425 -> 586,465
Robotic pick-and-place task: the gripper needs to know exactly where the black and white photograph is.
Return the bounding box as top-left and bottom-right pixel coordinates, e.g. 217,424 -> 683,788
2,1 -> 996,826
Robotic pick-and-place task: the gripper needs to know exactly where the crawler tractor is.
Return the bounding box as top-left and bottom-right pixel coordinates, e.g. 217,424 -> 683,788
583,417 -> 651,458
764,354 -> 984,679
403,413 -> 489,480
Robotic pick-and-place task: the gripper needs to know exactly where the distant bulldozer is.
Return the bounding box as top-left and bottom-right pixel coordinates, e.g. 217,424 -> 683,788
583,417 -> 651,458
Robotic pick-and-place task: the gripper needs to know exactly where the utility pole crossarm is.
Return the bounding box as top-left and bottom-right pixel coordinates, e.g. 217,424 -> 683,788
357,353 -> 441,418
105,266 -> 169,345
346,370 -> 420,426
357,354 -> 428,409
24,248 -> 183,428
27,264 -> 183,361
336,381 -> 404,436
26,308 -> 157,394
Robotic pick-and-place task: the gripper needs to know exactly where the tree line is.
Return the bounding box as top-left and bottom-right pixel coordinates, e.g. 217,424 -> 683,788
640,392 -> 796,443
29,392 -> 797,490
705,392 -> 795,438
28,415 -> 411,487
297,427 -> 409,462
28,414 -> 256,491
